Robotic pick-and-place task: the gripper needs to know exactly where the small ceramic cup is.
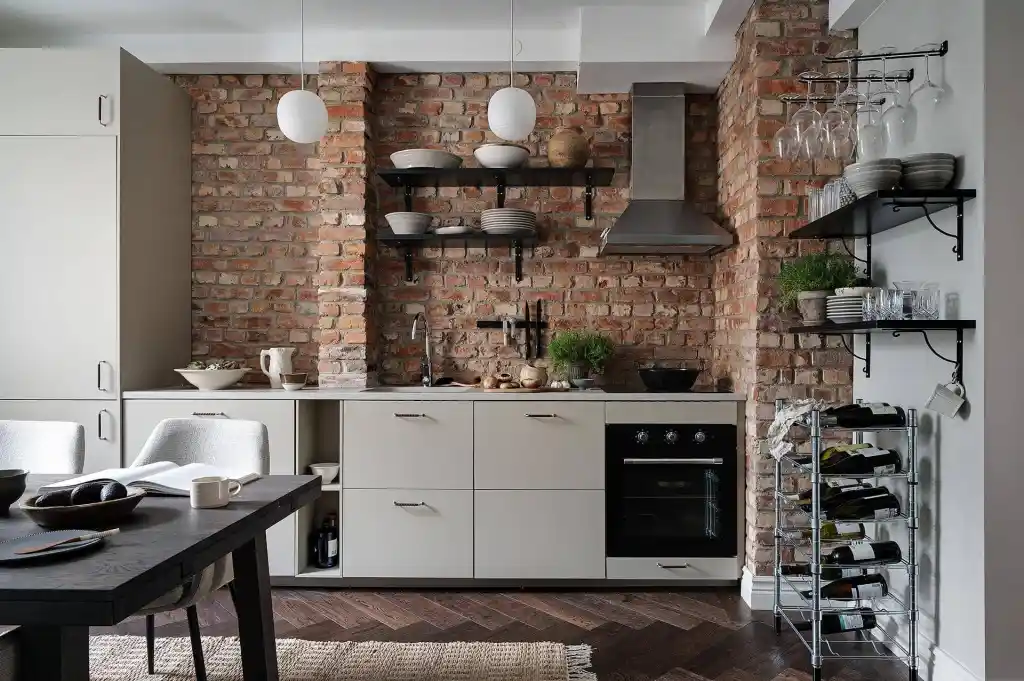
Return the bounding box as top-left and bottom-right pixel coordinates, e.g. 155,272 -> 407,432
190,476 -> 242,509
281,372 -> 308,392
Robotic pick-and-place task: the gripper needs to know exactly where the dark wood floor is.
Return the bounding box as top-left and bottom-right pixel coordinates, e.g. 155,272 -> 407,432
98,589 -> 907,681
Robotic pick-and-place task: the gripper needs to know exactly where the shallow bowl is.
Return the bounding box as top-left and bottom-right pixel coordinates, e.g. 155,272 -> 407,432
474,144 -> 529,169
390,149 -> 462,169
175,368 -> 249,391
20,487 -> 146,530
308,463 -> 340,485
385,212 -> 432,235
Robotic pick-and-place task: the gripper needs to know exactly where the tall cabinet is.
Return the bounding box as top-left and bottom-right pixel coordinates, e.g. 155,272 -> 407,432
0,48 -> 191,471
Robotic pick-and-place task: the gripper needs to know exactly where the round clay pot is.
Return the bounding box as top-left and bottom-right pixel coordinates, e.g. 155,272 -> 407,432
547,127 -> 589,168
796,290 -> 830,323
519,364 -> 548,386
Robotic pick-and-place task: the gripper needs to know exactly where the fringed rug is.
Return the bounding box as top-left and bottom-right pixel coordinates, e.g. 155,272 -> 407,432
89,635 -> 595,681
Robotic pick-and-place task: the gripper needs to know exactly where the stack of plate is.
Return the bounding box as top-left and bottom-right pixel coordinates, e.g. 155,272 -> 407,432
901,153 -> 955,190
826,294 -> 865,323
481,208 -> 537,236
843,158 -> 902,198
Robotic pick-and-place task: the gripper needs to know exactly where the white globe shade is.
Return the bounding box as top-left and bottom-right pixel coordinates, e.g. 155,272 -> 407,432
277,89 -> 328,144
487,87 -> 537,141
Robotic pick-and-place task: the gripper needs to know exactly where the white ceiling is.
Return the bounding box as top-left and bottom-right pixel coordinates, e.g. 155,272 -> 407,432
0,0 -> 754,91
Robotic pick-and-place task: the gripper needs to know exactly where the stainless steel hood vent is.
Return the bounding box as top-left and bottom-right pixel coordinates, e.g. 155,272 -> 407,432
600,83 -> 732,256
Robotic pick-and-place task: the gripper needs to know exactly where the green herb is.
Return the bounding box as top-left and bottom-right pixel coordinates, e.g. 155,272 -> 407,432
777,252 -> 859,309
547,330 -> 615,374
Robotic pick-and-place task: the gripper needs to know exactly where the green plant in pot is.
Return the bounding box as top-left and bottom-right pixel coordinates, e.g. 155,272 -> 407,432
778,252 -> 859,323
548,331 -> 615,382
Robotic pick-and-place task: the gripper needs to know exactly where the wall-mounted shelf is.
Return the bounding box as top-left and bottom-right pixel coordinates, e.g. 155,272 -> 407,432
788,320 -> 976,383
376,167 -> 615,220
377,230 -> 537,282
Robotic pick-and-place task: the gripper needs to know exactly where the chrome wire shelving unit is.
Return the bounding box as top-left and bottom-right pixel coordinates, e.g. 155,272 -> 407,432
773,400 -> 919,681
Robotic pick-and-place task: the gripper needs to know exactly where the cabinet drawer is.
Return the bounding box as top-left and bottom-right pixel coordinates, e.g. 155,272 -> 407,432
606,401 -> 741,425
343,489 -> 473,578
606,557 -> 741,581
343,402 -> 472,489
475,490 -> 605,579
474,402 -> 604,489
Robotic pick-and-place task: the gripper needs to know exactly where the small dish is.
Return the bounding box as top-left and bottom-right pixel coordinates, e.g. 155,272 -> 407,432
0,469 -> 28,514
474,143 -> 529,169
0,529 -> 107,564
308,463 -> 339,485
571,378 -> 597,390
20,487 -> 146,530
281,372 -> 307,391
390,149 -> 462,170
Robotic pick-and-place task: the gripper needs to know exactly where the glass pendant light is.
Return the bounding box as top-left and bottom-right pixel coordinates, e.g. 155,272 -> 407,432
487,0 -> 537,141
277,0 -> 328,144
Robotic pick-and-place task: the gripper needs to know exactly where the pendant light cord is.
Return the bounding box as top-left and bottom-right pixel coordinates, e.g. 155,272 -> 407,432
300,0 -> 305,90
509,0 -> 515,84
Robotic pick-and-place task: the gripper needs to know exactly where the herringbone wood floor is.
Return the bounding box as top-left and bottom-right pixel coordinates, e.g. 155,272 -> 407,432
97,589 -> 907,681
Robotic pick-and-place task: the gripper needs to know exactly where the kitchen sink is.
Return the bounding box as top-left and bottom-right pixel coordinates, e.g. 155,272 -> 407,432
364,386 -> 477,393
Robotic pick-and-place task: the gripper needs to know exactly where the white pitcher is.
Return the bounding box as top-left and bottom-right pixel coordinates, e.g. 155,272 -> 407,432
260,347 -> 296,389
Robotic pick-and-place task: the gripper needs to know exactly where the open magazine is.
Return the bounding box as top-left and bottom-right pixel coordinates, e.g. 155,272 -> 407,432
39,462 -> 261,496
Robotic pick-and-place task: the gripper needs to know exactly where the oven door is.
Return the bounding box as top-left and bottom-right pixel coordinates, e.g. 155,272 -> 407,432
606,425 -> 737,558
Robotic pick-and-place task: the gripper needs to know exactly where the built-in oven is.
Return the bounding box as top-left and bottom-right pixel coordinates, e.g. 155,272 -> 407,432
606,423 -> 738,558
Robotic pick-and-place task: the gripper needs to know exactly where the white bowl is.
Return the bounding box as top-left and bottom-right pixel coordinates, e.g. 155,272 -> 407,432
390,149 -> 462,169
385,212 -> 432,235
474,143 -> 530,169
175,368 -> 249,391
846,159 -> 902,172
308,463 -> 339,485
282,383 -> 306,392
835,287 -> 871,297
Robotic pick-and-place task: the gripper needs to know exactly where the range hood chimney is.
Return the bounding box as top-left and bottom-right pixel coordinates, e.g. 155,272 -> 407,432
600,83 -> 732,256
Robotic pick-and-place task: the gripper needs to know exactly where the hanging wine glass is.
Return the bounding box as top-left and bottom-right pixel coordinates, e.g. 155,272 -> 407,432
873,46 -> 900,103
835,50 -> 867,106
881,69 -> 910,153
774,99 -> 800,160
821,72 -> 853,146
856,76 -> 886,160
910,43 -> 946,107
792,72 -> 823,159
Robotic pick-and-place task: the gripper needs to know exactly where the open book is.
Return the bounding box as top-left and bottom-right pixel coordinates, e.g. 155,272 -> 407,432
39,462 -> 261,497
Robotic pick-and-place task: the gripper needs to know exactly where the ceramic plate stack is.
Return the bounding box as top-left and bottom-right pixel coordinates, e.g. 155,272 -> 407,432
480,208 -> 537,236
901,153 -> 956,190
843,158 -> 903,198
826,294 -> 865,323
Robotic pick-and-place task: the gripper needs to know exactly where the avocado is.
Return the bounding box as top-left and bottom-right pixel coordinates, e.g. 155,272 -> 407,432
69,482 -> 105,505
34,489 -> 73,507
99,481 -> 128,502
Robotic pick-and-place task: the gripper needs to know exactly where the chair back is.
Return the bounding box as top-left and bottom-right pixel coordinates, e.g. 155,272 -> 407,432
0,420 -> 85,474
130,418 -> 270,476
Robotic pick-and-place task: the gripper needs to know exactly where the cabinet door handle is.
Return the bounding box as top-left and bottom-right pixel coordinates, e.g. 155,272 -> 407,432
393,413 -> 427,418
393,501 -> 426,507
525,413 -> 558,418
97,409 -> 110,441
97,94 -> 111,126
192,412 -> 228,418
657,562 -> 690,569
623,458 -> 724,465
96,361 -> 111,392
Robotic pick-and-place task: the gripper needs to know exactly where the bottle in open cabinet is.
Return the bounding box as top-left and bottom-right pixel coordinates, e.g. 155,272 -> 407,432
314,513 -> 339,568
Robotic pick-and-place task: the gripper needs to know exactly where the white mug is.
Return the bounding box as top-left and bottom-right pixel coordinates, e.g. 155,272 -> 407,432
190,476 -> 242,509
926,381 -> 966,419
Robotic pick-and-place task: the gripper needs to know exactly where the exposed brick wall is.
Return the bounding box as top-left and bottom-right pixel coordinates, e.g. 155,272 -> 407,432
176,74 -> 320,381
372,72 -> 719,388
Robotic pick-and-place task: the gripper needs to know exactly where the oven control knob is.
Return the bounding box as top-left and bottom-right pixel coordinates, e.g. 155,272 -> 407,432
693,430 -> 707,444
635,430 -> 650,444
664,429 -> 680,444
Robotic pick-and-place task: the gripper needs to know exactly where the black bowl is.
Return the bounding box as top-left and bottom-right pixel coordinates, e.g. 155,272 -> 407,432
638,368 -> 701,392
0,469 -> 28,514
19,487 -> 146,530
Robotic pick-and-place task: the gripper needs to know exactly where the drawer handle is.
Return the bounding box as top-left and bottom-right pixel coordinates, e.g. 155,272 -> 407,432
393,413 -> 427,418
657,562 -> 690,569
98,94 -> 111,126
525,413 -> 558,418
624,458 -> 724,465
97,409 -> 110,441
192,412 -> 228,418
393,501 -> 427,508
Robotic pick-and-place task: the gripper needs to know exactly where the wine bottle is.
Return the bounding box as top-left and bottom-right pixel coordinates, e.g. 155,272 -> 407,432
781,521 -> 867,541
789,444 -> 873,468
824,540 -> 903,566
800,574 -> 889,601
824,491 -> 902,520
784,480 -> 874,511
781,564 -> 869,580
794,608 -> 877,634
819,403 -> 906,429
314,513 -> 339,569
821,447 -> 903,476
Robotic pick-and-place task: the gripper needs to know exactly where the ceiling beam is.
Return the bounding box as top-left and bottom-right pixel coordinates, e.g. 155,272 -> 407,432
829,0 -> 888,29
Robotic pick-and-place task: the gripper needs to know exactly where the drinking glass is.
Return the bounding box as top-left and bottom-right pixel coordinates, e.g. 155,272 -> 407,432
893,281 -> 921,320
856,103 -> 886,161
910,44 -> 946,108
879,289 -> 904,321
862,288 -> 880,321
822,72 -> 856,161
792,72 -> 823,159
881,69 -> 910,153
835,50 -> 868,106
774,100 -> 801,160
912,283 -> 940,320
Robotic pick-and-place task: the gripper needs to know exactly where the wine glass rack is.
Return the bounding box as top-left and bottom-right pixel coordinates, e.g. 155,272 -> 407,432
773,401 -> 919,681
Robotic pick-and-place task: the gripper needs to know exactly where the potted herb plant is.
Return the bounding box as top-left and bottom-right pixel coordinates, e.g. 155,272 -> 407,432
778,252 -> 859,323
548,330 -> 615,381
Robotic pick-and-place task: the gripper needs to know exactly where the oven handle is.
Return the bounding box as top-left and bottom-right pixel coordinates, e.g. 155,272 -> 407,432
623,457 -> 724,465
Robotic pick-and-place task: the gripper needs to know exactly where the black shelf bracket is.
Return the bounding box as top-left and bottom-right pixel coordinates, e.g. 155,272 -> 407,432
403,184 -> 413,212
822,333 -> 871,377
886,197 -> 965,262
402,245 -> 414,282
496,182 -> 506,209
584,176 -> 595,220
892,329 -> 964,384
514,240 -> 523,282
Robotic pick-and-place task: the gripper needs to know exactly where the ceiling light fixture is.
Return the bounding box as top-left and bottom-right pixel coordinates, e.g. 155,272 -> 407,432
487,0 -> 537,141
277,0 -> 328,144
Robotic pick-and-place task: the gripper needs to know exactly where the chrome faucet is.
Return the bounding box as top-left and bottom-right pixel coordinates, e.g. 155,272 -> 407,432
411,312 -> 433,387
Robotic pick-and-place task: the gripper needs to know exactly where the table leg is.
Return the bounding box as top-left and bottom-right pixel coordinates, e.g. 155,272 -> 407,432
231,532 -> 278,681
19,625 -> 89,681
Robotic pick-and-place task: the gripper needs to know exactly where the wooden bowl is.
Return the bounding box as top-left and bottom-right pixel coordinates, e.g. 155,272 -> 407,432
19,487 -> 147,530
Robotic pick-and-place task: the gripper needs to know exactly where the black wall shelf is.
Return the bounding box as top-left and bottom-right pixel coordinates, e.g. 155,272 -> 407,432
377,167 -> 615,220
377,231 -> 537,283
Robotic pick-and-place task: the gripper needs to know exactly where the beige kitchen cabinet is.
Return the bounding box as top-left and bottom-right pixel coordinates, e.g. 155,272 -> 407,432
343,488 -> 473,578
343,401 -> 473,489
123,399 -> 298,576
605,556 -> 741,581
474,402 -> 604,489
474,490 -> 605,579
0,400 -> 120,473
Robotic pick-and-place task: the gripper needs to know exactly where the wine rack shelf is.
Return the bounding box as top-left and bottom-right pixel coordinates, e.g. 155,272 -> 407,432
773,402 -> 920,681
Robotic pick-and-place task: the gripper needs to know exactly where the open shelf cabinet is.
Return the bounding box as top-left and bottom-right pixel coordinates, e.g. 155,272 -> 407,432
377,231 -> 538,282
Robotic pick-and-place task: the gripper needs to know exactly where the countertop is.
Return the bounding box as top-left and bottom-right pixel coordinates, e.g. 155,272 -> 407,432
123,387 -> 745,402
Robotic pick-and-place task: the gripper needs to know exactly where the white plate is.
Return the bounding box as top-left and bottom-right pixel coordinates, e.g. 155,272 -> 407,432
482,226 -> 535,235
433,226 -> 475,235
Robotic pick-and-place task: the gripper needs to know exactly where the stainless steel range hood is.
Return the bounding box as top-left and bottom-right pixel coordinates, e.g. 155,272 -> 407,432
600,83 -> 732,256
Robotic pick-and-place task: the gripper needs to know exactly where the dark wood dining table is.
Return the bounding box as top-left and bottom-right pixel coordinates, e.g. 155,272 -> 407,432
0,474 -> 320,681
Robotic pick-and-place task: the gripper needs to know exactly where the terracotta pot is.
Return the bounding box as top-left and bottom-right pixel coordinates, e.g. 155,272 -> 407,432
519,364 -> 548,386
547,127 -> 589,168
796,290 -> 830,323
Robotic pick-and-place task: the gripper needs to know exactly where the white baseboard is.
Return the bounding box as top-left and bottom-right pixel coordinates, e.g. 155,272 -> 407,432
740,566 -> 802,610
929,644 -> 982,681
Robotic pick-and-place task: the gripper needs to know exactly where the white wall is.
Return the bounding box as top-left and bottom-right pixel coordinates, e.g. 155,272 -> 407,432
856,1 -> 985,679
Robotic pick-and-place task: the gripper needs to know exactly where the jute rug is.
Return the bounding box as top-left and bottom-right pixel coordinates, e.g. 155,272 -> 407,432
89,635 -> 595,681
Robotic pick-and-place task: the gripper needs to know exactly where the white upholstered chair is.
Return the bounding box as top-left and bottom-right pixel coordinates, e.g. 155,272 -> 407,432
129,418 -> 269,681
0,420 -> 85,474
